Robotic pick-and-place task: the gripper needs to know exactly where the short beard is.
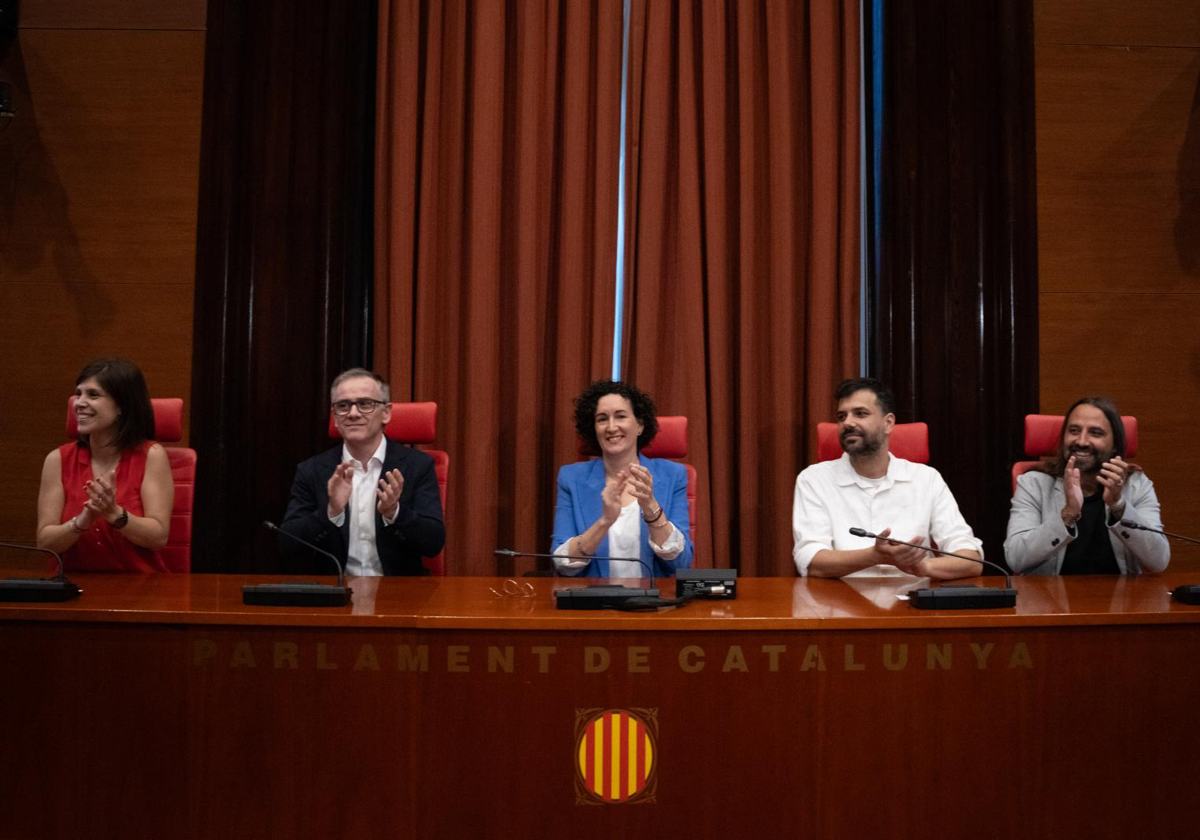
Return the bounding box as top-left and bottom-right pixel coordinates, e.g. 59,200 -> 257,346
842,430 -> 885,457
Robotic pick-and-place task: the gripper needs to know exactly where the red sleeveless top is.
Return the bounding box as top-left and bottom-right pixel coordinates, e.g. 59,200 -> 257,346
58,441 -> 169,572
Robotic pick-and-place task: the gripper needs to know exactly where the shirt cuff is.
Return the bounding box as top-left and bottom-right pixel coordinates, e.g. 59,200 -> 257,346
328,509 -> 346,527
649,523 -> 684,559
553,540 -> 589,575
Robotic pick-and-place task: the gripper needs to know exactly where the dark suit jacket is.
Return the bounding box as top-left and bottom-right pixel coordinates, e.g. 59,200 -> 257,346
280,439 -> 445,576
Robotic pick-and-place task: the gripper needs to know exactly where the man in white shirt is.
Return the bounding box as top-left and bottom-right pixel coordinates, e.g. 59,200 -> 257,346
792,378 -> 983,579
281,369 -> 445,576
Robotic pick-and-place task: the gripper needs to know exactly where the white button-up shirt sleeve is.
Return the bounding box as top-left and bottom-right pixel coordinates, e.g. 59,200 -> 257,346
793,469 -> 836,577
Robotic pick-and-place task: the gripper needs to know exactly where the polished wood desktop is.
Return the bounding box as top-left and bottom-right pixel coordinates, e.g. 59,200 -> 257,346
2,573 -> 1198,839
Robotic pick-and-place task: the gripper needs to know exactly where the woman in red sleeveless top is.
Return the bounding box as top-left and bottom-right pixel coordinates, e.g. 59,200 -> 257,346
36,359 -> 175,572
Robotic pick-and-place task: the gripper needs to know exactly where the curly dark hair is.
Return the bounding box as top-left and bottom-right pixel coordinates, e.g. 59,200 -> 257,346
573,380 -> 659,456
74,358 -> 157,452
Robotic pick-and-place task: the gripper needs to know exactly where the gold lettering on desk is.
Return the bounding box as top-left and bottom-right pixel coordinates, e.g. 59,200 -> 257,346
801,645 -> 827,671
354,644 -> 380,671
398,645 -> 429,672
883,644 -> 908,671
721,646 -> 748,673
927,644 -> 951,670
628,646 -> 651,673
970,643 -> 994,669
488,646 -> 514,673
193,639 -> 217,666
447,645 -> 470,673
185,639 -> 1036,674
231,641 -> 256,668
275,642 -> 299,669
585,647 -> 610,673
679,646 -> 704,673
532,646 -> 557,673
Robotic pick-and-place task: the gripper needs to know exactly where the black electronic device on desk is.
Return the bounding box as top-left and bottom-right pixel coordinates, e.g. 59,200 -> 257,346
0,541 -> 82,602
676,567 -> 737,599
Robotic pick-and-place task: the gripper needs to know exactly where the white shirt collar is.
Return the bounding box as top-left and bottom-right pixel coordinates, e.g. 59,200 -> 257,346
342,435 -> 388,471
833,451 -> 912,487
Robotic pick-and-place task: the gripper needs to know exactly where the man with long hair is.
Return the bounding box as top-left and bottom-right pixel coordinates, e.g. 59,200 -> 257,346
1004,397 -> 1169,575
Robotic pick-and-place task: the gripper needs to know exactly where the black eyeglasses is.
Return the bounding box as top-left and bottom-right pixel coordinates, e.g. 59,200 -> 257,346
332,399 -> 386,416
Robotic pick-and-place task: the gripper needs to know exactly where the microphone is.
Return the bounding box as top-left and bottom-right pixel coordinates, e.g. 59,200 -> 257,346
494,548 -> 669,611
243,521 -> 351,607
0,541 -> 82,602
848,527 -> 1017,610
1119,520 -> 1200,605
1119,520 -> 1200,545
494,548 -> 656,589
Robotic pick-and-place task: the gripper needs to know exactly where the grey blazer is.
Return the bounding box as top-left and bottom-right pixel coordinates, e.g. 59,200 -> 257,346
1003,469 -> 1169,575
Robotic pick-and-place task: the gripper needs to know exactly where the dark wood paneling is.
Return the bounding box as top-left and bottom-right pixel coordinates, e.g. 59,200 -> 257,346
0,27 -> 202,543
1036,0 -> 1200,575
1035,0 -> 1200,48
1037,45 -> 1200,293
869,0 -> 1040,570
190,0 -> 376,572
21,0 -> 207,30
1041,293 -> 1200,572
4,575 -> 1200,839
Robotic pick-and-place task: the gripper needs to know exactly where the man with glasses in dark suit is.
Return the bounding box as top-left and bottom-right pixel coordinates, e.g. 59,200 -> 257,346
280,368 -> 444,576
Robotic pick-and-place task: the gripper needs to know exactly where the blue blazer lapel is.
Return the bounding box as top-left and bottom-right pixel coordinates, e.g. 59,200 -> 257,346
579,460 -> 609,577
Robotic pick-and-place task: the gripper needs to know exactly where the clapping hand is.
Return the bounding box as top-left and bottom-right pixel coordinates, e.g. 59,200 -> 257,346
376,468 -> 404,519
84,471 -> 119,522
327,462 -> 355,517
874,527 -> 928,573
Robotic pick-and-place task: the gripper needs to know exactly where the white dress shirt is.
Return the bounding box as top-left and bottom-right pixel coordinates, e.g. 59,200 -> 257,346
328,437 -> 397,577
554,501 -> 684,577
792,452 -> 983,577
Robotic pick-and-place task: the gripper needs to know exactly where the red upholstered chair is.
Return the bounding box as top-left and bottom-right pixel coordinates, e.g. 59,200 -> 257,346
816,422 -> 930,464
328,402 -> 449,575
639,416 -> 697,546
1011,414 -> 1139,492
66,396 -> 195,572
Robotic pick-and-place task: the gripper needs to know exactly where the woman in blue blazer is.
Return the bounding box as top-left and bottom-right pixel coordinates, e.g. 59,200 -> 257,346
551,380 -> 693,578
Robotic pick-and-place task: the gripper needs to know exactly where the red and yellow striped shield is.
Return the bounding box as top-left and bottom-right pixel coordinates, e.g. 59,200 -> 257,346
575,709 -> 656,804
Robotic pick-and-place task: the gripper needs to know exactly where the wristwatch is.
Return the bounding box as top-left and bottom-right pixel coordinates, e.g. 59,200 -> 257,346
112,508 -> 129,530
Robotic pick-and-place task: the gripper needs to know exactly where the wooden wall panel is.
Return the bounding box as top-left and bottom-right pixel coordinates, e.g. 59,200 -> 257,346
1037,46 -> 1200,293
1035,0 -> 1200,48
1036,0 -> 1200,573
20,0 -> 206,31
0,13 -> 204,544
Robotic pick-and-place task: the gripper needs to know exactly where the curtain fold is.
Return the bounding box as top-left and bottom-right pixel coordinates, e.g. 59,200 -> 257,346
623,0 -> 859,574
376,0 -> 858,576
375,0 -> 624,573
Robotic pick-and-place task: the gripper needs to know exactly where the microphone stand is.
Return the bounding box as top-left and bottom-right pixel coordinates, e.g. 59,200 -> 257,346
847,527 -> 1017,610
1119,520 -> 1200,605
0,541 -> 82,602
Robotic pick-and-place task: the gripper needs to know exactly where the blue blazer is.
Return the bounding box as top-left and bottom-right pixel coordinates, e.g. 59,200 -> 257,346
551,457 -> 694,577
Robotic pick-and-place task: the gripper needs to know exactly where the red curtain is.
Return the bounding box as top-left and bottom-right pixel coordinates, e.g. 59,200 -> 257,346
623,0 -> 860,574
375,0 -> 624,572
375,0 -> 858,575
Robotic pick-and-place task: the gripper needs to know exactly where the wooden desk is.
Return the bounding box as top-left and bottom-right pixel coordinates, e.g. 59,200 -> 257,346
2,573 -> 1198,839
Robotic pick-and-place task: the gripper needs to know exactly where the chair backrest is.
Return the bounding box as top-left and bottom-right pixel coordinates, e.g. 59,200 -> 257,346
329,402 -> 448,575
816,422 -> 930,464
639,416 -> 697,546
1012,413 -> 1139,491
66,396 -> 194,572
